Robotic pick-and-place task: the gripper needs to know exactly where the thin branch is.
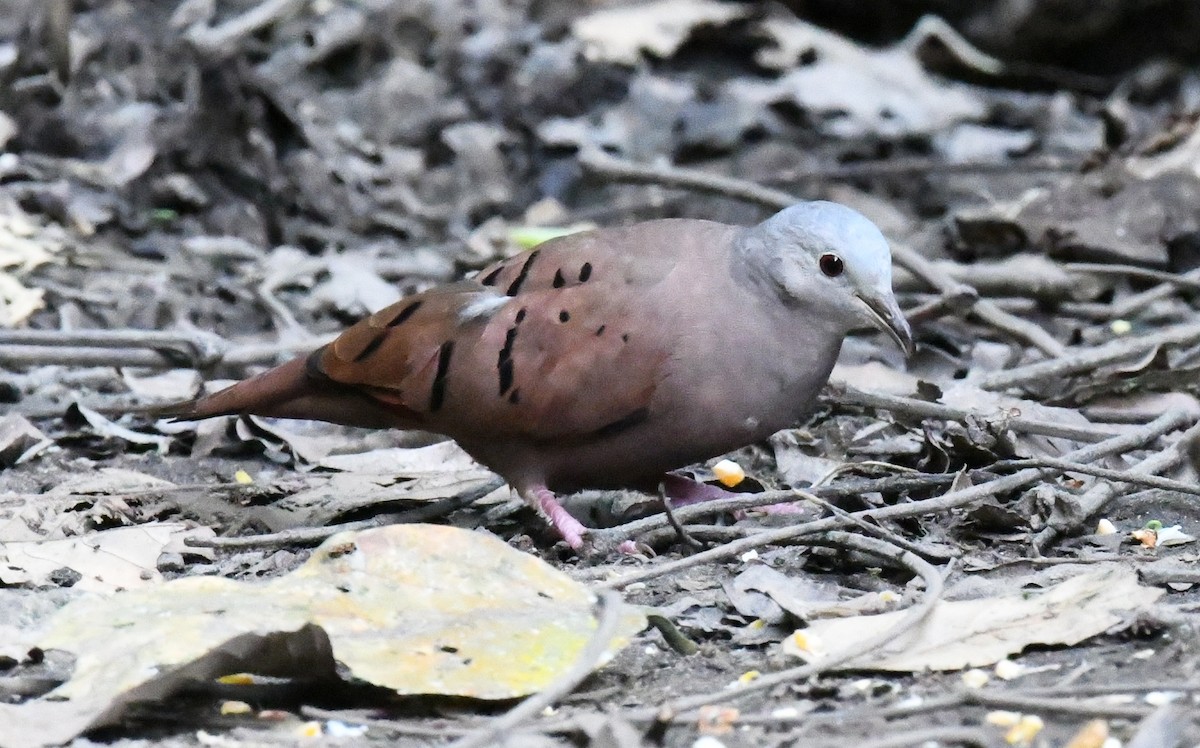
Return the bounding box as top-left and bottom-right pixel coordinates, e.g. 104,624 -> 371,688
1033,419 -> 1200,550
975,319 -> 1200,391
855,727 -> 992,748
188,478 -> 505,550
1066,262 -> 1200,292
1003,456 -> 1200,497
594,411 -> 1189,588
827,381 -> 1126,443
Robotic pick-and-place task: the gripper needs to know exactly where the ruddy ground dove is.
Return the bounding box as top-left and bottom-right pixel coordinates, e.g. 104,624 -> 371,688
170,202 -> 913,549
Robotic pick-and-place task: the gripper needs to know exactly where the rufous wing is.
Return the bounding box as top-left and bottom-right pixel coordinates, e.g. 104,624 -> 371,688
311,233 -> 678,442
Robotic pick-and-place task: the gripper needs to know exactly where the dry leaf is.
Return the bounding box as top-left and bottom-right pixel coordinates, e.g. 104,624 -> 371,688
0,523 -> 212,593
0,525 -> 645,748
571,0 -> 746,64
786,566 -> 1162,671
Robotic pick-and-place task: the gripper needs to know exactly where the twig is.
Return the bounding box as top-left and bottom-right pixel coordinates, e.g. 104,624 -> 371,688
1111,267 -> 1200,319
854,727 -> 992,748
595,411 -> 1188,588
659,482 -> 703,549
577,149 -> 1065,356
0,328 -> 228,368
975,319 -> 1200,391
188,478 -> 504,550
447,589 -> 624,748
1033,419 -> 1200,550
801,491 -> 956,563
1002,456 -> 1200,497
184,0 -> 308,55
892,242 -> 1065,357
963,690 -> 1151,720
827,381 -> 1126,443
1066,262 -> 1200,292
0,328 -> 335,371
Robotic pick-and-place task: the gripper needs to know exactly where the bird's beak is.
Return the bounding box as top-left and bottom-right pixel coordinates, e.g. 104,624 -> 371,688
856,292 -> 915,357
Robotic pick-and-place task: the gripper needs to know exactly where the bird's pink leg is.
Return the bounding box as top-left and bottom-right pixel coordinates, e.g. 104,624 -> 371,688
523,486 -> 588,550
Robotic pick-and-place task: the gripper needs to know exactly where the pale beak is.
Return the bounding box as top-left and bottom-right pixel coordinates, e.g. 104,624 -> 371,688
856,292 -> 915,357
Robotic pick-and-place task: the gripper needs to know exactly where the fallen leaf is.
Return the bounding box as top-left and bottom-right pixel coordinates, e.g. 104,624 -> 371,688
757,17 -> 985,138
0,525 -> 645,748
571,0 -> 747,64
0,413 -> 52,467
786,566 -> 1162,671
0,523 -> 211,593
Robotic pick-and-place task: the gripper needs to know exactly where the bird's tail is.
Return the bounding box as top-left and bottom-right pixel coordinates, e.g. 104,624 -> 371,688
152,351 -> 404,429
154,354 -> 314,420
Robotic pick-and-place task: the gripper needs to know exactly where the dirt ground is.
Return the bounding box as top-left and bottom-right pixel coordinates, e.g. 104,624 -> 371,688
3,1 -> 1200,746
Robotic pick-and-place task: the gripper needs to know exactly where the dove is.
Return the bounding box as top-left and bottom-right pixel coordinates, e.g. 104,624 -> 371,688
168,202 -> 913,549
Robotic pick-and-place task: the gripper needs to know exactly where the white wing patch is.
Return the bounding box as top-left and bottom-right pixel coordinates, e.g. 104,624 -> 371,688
458,293 -> 511,322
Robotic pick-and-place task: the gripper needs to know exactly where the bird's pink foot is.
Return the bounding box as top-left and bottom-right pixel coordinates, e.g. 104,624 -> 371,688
525,486 -> 588,550
661,473 -> 803,514
660,473 -> 740,506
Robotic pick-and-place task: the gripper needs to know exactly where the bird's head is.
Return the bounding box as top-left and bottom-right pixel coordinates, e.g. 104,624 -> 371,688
751,201 -> 914,357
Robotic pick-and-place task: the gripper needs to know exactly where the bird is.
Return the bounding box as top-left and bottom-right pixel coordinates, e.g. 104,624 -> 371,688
167,202 -> 913,550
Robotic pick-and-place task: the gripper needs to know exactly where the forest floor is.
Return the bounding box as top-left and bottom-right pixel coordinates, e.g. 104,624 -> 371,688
2,1 -> 1200,746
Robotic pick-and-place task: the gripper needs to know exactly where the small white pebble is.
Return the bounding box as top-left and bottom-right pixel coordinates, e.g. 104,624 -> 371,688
692,737 -> 727,748
961,669 -> 989,689
1110,319 -> 1133,335
1144,691 -> 1180,706
1131,648 -> 1156,660
851,678 -> 873,693
325,721 -> 368,738
994,659 -> 1024,680
219,701 -> 252,716
1096,518 -> 1117,535
770,706 -> 800,719
624,582 -> 646,592
739,549 -> 759,563
984,710 -> 1022,727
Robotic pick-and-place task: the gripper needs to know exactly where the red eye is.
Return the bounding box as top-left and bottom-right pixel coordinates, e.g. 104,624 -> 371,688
819,253 -> 844,277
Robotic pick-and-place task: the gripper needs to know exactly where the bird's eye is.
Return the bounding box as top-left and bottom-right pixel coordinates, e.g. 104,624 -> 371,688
819,253 -> 844,278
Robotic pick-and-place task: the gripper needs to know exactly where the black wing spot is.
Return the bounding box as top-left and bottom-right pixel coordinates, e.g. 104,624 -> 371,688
480,267 -> 503,286
498,359 -> 514,395
353,331 -> 388,362
593,407 -> 650,438
552,269 -> 565,288
559,310 -> 570,323
497,326 -> 518,395
386,300 -> 423,327
305,345 -> 333,381
595,325 -> 606,336
508,388 -> 520,404
429,341 -> 455,412
515,308 -> 527,324
505,249 -> 540,296
578,262 -> 593,282
621,333 -> 630,343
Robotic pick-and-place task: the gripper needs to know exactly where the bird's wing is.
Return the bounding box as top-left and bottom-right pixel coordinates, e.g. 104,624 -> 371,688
313,226 -> 693,441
